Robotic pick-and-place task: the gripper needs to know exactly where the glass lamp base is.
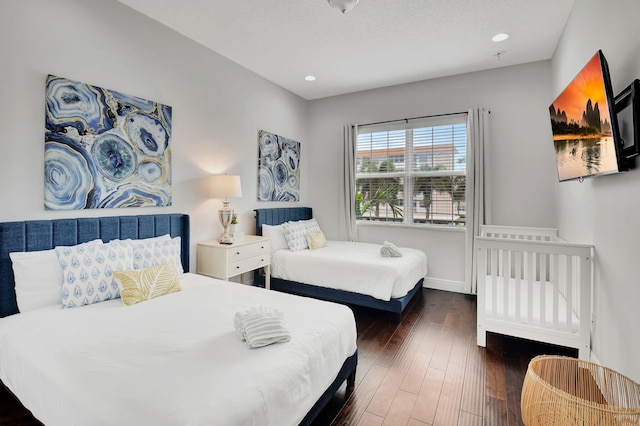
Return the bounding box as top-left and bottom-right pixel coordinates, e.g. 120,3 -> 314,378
219,230 -> 233,245
218,208 -> 234,244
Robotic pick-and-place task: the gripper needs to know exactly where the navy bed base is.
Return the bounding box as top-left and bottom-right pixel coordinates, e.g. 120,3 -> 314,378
300,350 -> 357,426
254,207 -> 424,321
0,213 -> 190,318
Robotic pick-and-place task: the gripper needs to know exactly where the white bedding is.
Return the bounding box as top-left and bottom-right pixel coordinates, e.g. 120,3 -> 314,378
271,241 -> 427,301
0,273 -> 357,426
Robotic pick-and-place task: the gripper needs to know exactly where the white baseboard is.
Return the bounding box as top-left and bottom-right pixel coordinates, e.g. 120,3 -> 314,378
423,277 -> 466,294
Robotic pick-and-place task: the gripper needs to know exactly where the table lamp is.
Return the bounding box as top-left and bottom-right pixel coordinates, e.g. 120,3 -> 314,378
210,174 -> 242,244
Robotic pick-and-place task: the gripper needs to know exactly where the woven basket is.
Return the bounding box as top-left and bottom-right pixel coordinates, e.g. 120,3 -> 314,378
521,355 -> 640,425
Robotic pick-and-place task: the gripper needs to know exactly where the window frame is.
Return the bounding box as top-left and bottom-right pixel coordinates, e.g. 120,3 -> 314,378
355,113 -> 468,230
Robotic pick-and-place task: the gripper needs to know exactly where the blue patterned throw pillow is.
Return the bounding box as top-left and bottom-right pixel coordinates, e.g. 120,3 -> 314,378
283,219 -> 321,251
131,237 -> 183,274
55,240 -> 133,309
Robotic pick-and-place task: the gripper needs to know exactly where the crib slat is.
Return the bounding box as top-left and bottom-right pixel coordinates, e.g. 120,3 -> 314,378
526,250 -> 534,325
565,254 -> 573,332
477,245 -> 487,347
552,253 -> 559,329
502,248 -> 509,320
515,250 -> 522,322
539,254 -> 547,327
491,247 -> 498,318
572,256 -> 580,318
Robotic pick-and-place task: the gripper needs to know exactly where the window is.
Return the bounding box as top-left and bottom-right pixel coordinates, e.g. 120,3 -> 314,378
355,114 -> 467,227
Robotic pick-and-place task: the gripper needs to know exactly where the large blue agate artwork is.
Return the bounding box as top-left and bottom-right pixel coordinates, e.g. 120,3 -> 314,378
44,75 -> 172,210
257,130 -> 300,201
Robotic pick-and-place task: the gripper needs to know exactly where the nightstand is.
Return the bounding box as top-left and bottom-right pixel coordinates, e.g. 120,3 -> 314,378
196,235 -> 271,289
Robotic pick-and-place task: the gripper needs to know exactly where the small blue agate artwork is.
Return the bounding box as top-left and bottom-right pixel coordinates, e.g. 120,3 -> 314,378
257,130 -> 300,201
44,75 -> 172,210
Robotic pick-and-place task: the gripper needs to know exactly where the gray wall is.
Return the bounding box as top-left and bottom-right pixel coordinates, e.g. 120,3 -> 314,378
0,0 -> 309,272
551,0 -> 640,381
308,61 -> 558,289
4,0 -> 638,381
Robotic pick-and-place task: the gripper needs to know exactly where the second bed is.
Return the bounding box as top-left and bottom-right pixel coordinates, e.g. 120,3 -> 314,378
255,207 -> 427,320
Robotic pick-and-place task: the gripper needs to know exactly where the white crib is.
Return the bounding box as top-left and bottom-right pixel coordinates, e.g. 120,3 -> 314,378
475,225 -> 594,360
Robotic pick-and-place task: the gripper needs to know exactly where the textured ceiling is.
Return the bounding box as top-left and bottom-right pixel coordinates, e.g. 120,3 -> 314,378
116,0 -> 575,100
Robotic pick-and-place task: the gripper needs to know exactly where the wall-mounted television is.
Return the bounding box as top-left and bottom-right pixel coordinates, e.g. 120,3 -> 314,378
548,50 -> 625,182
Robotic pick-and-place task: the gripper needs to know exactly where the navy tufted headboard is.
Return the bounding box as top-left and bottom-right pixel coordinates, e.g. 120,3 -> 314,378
0,214 -> 190,318
254,207 -> 313,236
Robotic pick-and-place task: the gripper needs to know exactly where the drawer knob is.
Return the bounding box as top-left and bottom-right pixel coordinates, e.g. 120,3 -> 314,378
235,266 -> 240,269
236,251 -> 240,255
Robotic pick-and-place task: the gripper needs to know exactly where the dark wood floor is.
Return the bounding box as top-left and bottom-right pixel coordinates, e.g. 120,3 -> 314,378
312,288 -> 576,426
0,288 -> 575,426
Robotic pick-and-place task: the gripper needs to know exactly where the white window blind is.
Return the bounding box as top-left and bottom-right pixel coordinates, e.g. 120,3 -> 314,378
355,114 -> 467,227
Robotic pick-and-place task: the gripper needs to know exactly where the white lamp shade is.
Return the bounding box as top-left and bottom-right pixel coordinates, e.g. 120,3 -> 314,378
210,175 -> 242,198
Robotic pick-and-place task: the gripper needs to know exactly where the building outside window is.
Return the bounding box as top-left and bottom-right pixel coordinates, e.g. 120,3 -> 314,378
355,114 -> 467,227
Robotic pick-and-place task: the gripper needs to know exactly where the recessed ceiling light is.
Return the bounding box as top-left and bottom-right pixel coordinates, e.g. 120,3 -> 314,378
492,33 -> 509,42
305,75 -> 316,81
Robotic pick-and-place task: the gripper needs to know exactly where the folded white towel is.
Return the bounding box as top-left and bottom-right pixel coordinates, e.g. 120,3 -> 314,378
234,306 -> 291,349
380,241 -> 403,257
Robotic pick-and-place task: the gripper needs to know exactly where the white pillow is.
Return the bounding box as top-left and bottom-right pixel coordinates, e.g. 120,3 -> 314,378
10,239 -> 102,313
11,249 -> 63,313
127,234 -> 171,246
56,239 -> 133,309
283,219 -> 322,251
132,237 -> 183,274
262,224 -> 289,252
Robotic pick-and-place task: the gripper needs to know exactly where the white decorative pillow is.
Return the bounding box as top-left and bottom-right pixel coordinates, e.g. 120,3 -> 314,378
283,219 -> 322,251
114,262 -> 182,306
261,224 -> 289,252
55,239 -> 133,309
10,240 -> 103,312
132,237 -> 183,274
127,234 -> 171,246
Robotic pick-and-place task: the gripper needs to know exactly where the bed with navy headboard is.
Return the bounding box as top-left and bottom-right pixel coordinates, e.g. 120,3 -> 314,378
255,207 -> 426,321
0,213 -> 190,318
0,213 -> 357,426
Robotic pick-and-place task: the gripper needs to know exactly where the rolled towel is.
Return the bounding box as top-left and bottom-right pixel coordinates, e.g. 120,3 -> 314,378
233,310 -> 249,339
234,306 -> 273,340
234,306 -> 291,349
380,241 -> 403,257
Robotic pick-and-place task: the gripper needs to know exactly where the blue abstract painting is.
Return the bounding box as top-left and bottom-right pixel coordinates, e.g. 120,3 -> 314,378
257,130 -> 300,201
44,75 -> 172,210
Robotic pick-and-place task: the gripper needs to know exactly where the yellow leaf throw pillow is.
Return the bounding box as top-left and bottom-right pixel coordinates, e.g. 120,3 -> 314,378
114,262 -> 182,306
305,231 -> 327,250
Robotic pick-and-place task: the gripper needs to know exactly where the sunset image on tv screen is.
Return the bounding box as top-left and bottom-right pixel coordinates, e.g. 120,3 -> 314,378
549,51 -> 618,181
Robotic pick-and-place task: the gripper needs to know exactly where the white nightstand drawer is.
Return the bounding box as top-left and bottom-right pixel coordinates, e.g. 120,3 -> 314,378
197,235 -> 271,289
229,254 -> 269,275
228,242 -> 269,262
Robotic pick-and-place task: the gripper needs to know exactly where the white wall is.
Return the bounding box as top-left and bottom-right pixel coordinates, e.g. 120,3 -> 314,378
0,0 -> 308,272
308,62 -> 558,289
551,0 -> 640,381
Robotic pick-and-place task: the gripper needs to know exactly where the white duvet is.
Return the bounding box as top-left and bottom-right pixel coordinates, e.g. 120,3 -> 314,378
0,273 -> 357,426
271,241 -> 428,301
